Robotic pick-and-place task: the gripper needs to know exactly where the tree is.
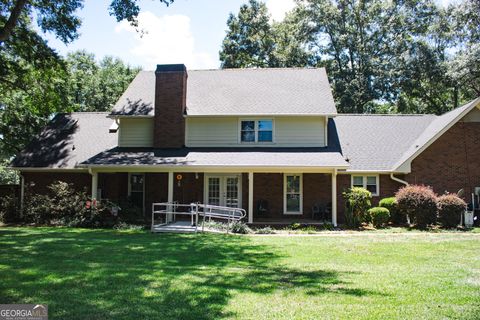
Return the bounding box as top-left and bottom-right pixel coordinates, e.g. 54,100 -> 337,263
0,0 -> 173,44
445,0 -> 480,105
220,0 -> 278,68
220,0 -> 310,68
293,0 -> 454,113
66,50 -> 140,112
0,49 -> 139,160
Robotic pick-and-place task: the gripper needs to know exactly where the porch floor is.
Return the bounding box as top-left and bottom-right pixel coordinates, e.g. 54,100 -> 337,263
151,221 -> 197,233
251,219 -> 331,226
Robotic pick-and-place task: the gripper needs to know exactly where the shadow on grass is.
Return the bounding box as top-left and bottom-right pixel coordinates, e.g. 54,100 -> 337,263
0,228 -> 381,319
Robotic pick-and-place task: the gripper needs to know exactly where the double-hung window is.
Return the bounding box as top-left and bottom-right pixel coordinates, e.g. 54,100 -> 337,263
284,174 -> 302,214
240,120 -> 273,143
352,175 -> 379,196
129,173 -> 145,209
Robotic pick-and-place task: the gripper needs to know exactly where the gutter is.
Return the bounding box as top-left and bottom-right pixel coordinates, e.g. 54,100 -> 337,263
390,173 -> 408,186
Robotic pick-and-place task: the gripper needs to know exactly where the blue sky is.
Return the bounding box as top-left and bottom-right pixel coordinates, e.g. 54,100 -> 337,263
43,0 -> 455,70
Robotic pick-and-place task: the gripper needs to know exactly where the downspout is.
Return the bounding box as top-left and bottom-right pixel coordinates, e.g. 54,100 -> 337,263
390,173 -> 408,186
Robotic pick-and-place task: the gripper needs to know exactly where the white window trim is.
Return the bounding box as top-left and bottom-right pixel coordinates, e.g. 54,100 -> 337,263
351,175 -> 380,197
128,173 -> 146,212
238,118 -> 275,144
283,173 -> 303,215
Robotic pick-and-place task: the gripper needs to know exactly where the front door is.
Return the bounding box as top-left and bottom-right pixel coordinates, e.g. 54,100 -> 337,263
205,175 -> 241,208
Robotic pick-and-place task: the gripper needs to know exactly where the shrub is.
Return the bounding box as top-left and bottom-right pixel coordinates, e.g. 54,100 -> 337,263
22,181 -> 117,227
379,197 -> 404,224
396,185 -> 437,228
255,226 -> 275,234
290,222 -> 302,230
0,195 -> 19,223
437,194 -> 466,228
368,207 -> 390,228
230,221 -> 252,234
343,187 -> 372,227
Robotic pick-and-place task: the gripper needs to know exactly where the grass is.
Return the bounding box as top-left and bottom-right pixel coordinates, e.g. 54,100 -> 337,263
0,227 -> 479,319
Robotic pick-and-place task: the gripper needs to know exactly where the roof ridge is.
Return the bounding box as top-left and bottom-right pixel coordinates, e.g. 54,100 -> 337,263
336,113 -> 436,117
141,67 -> 327,72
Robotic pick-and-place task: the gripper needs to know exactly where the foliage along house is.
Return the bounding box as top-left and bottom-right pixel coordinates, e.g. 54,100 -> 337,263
11,64 -> 480,225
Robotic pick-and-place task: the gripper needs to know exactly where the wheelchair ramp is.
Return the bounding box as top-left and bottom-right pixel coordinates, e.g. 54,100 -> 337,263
151,221 -> 197,233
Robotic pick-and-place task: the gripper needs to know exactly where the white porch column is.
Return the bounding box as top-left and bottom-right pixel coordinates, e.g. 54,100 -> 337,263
91,171 -> 98,200
248,172 -> 254,223
168,172 -> 174,222
331,169 -> 337,227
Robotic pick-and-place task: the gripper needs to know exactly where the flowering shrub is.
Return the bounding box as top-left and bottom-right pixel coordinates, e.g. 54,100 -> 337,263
437,194 -> 466,228
395,185 -> 437,228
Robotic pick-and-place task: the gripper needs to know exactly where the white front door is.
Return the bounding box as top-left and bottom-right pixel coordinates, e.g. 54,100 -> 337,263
205,175 -> 241,208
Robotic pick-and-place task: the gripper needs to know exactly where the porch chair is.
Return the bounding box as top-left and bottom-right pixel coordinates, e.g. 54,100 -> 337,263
311,203 -> 326,221
257,199 -> 269,216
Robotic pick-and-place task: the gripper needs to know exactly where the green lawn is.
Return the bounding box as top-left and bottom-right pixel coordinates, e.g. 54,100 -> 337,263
0,228 -> 479,319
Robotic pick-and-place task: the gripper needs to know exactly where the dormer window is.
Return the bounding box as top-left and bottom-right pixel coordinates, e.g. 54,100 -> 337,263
240,119 -> 273,143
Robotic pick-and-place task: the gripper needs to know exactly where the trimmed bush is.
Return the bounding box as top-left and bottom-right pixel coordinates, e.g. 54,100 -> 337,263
395,185 -> 437,228
230,221 -> 252,234
368,207 -> 390,228
437,194 -> 466,228
343,187 -> 372,227
379,197 -> 404,224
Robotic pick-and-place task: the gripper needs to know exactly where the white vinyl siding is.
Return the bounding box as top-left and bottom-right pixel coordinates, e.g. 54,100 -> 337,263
186,117 -> 239,147
275,117 -> 325,147
118,118 -> 154,147
186,116 -> 326,147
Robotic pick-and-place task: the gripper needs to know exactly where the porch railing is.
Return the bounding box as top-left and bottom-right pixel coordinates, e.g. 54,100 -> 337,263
151,202 -> 246,233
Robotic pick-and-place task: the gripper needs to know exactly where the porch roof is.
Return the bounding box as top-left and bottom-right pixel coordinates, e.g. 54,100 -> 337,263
80,147 -> 349,169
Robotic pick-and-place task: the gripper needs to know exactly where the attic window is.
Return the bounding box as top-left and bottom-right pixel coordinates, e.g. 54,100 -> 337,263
240,119 -> 273,143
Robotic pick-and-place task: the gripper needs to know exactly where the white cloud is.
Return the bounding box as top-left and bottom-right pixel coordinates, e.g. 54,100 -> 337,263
266,0 -> 296,22
115,11 -> 217,70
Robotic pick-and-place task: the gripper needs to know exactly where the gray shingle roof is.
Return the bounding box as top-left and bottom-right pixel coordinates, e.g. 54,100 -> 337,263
11,113 -> 117,168
392,97 -> 480,171
110,68 -> 337,116
81,147 -> 349,168
332,115 -> 435,171
13,98 -> 480,171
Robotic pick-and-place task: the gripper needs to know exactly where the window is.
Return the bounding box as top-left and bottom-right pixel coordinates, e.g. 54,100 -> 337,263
240,120 -> 273,143
351,175 -> 379,196
284,174 -> 302,214
129,173 -> 145,209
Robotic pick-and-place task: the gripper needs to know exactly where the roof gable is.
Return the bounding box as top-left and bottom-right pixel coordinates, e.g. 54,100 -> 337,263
11,113 -> 117,168
393,97 -> 480,172
110,67 -> 337,116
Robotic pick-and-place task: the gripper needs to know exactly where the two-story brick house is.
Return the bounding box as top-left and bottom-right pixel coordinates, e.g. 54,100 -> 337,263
12,64 -> 480,225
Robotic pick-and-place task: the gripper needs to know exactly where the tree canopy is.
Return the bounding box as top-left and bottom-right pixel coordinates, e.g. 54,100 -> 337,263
219,0 -> 480,114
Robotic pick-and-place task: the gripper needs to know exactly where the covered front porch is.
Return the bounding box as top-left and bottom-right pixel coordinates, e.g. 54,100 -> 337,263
89,169 -> 340,226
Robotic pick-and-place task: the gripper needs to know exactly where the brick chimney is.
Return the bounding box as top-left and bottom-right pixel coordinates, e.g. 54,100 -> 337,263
153,64 -> 187,148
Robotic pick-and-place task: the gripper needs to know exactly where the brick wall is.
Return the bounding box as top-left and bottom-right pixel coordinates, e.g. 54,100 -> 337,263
98,173 -> 128,201
22,172 -> 91,194
336,174 -> 404,224
153,65 -> 187,148
406,121 -> 480,199
145,173 -> 168,215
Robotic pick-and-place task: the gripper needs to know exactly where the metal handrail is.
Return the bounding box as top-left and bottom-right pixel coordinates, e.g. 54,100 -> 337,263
151,202 -> 246,233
